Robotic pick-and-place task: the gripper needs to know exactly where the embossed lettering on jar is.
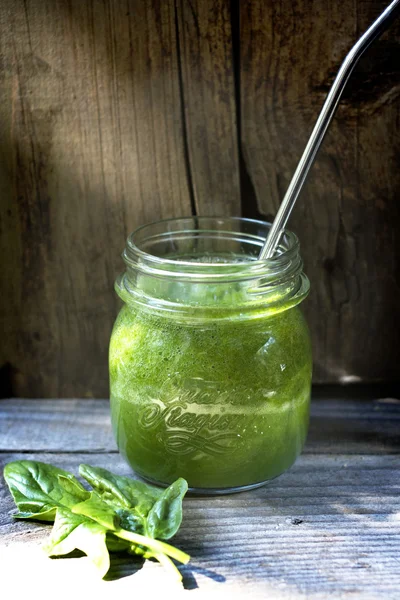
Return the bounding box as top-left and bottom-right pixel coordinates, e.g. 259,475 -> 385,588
109,217 -> 312,494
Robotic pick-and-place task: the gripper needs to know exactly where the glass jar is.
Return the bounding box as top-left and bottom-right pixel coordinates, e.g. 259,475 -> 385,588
109,217 -> 312,494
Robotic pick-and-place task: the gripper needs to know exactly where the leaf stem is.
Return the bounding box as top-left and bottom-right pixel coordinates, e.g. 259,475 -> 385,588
114,528 -> 190,564
152,552 -> 183,581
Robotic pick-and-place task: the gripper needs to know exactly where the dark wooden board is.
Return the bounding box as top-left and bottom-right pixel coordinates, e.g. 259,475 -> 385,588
0,0 -> 193,398
240,0 -> 400,383
176,0 -> 241,215
1,0 -> 400,397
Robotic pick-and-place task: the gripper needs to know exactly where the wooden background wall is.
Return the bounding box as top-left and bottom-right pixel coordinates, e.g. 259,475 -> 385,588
0,0 -> 399,398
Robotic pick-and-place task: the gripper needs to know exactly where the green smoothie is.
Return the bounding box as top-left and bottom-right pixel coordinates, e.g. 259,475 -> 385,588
109,299 -> 312,491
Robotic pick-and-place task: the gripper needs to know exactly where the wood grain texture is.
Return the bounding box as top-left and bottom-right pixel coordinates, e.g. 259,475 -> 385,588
1,396 -> 400,598
1,452 -> 400,599
176,0 -> 241,216
0,0 -> 192,398
0,398 -> 117,452
240,0 -> 400,383
1,0 -> 400,397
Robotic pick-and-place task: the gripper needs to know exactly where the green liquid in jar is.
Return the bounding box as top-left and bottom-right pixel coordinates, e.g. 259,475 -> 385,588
109,300 -> 312,491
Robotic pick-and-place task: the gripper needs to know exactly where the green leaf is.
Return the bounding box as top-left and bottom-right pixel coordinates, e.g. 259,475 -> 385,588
44,508 -> 110,578
115,508 -> 145,535
4,460 -> 190,582
3,461 -> 90,521
72,493 -> 190,566
72,492 -> 118,530
146,478 -> 188,540
74,494 -> 145,538
58,475 -> 90,501
79,464 -> 162,516
114,527 -> 190,564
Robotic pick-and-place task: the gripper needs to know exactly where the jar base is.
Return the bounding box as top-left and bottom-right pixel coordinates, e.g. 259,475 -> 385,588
135,472 -> 276,495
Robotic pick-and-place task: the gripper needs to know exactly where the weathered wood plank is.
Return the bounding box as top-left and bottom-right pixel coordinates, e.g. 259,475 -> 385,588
308,395 -> 400,455
240,0 -> 400,383
1,396 -> 399,454
1,451 -> 399,598
1,397 -> 399,597
176,0 -> 241,216
0,0 -> 192,398
0,399 -> 117,452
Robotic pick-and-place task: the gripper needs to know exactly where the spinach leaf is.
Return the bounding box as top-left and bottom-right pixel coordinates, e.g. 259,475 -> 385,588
147,478 -> 188,540
58,475 -> 90,501
115,508 -> 144,535
43,508 -> 110,578
73,492 -> 147,537
79,464 -> 162,516
72,491 -> 120,530
71,490 -> 189,565
78,467 -> 188,540
3,461 -> 90,521
3,460 -> 190,581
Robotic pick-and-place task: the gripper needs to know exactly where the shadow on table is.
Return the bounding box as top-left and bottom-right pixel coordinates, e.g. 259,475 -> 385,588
51,549 -> 144,580
104,553 -> 145,581
181,564 -> 226,590
103,553 -> 225,590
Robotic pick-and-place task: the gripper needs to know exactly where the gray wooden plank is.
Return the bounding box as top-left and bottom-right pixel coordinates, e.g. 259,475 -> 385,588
307,396 -> 400,454
1,451 -> 399,599
1,396 -> 399,454
0,398 -> 117,452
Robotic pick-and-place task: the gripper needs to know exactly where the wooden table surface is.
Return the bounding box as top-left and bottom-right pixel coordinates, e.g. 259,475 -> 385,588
1,393 -> 399,599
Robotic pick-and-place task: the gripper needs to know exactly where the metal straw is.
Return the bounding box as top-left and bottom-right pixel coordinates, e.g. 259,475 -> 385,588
259,0 -> 400,260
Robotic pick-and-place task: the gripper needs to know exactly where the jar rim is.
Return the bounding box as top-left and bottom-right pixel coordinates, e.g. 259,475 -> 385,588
117,216 -> 309,320
123,216 -> 301,281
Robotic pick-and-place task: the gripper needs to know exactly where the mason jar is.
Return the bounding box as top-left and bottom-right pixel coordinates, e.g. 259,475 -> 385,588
109,217 -> 312,494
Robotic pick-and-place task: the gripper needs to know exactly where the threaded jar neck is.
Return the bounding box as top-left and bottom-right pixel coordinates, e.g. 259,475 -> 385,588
116,217 -> 309,321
